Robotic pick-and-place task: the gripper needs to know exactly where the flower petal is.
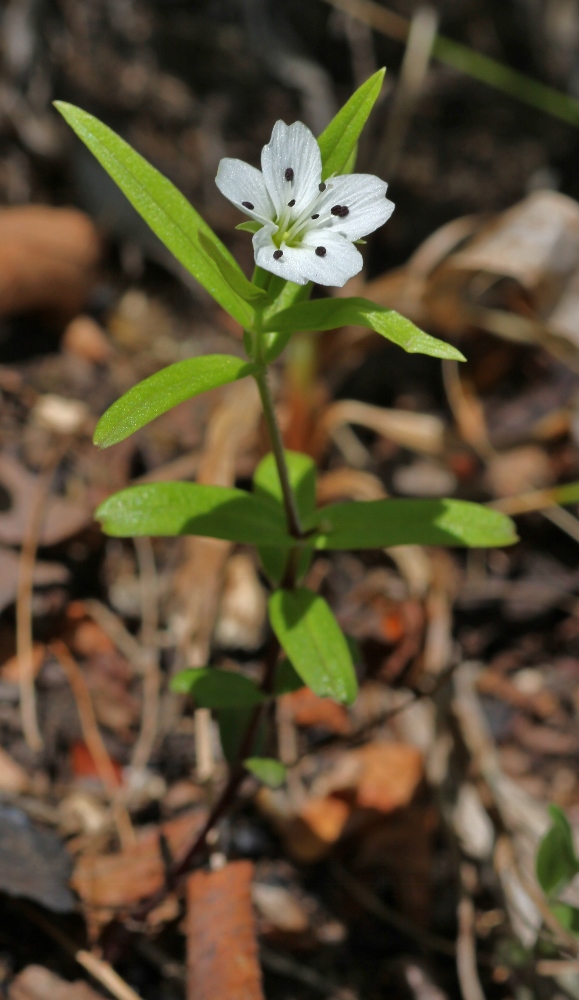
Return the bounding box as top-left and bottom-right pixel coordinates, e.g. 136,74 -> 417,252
215,158 -> 274,221
316,173 -> 394,241
261,121 -> 322,217
253,224 -> 309,284
290,229 -> 363,287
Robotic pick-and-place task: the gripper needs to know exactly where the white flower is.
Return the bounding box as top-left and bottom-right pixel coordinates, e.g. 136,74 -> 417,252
215,120 -> 395,287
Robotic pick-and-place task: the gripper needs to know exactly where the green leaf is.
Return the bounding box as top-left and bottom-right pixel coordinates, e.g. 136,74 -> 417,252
54,102 -> 253,328
96,482 -> 291,545
254,451 -> 317,517
311,498 -> 516,549
170,667 -> 264,707
198,232 -> 269,303
262,297 -> 466,362
342,142 -> 358,174
268,588 -> 358,704
253,451 -> 317,584
218,707 -> 266,765
536,805 -> 579,896
236,220 -> 261,233
244,757 -> 287,788
273,658 -> 306,695
262,282 -> 315,363
94,355 -> 256,448
317,68 -> 385,179
550,903 -> 579,935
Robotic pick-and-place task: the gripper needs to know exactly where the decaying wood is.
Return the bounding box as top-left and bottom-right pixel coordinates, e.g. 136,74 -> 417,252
186,860 -> 264,1000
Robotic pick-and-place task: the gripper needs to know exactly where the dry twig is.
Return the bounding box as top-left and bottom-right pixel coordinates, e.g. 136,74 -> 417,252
50,639 -> 135,849
131,537 -> 161,771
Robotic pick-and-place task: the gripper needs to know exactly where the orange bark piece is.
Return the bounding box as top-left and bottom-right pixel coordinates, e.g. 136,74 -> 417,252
187,861 -> 264,1000
353,743 -> 424,813
0,206 -> 99,316
72,810 -> 207,909
283,687 -> 351,735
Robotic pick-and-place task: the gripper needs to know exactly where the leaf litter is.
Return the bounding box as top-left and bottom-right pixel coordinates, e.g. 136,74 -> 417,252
1,2 -> 579,999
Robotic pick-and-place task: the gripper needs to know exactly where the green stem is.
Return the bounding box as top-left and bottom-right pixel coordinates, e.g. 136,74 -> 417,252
254,366 -> 303,539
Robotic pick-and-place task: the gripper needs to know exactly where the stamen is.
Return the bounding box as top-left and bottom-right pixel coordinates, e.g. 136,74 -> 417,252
338,206 -> 349,217
315,246 -> 326,257
288,199 -> 296,207
285,167 -> 294,182
319,182 -> 326,192
273,249 -> 283,260
242,201 -> 254,210
330,205 -> 342,216
311,214 -> 319,219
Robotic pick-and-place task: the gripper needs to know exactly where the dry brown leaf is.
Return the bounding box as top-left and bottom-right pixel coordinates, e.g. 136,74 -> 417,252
282,687 -> 351,735
351,743 -> 424,813
186,861 -> 264,1000
292,797 -> 352,862
72,810 -> 207,913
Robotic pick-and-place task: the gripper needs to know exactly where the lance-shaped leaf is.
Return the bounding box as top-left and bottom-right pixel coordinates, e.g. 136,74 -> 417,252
94,355 -> 256,448
268,588 -> 358,704
54,102 -> 253,327
198,232 -> 269,303
310,498 -> 517,549
96,483 -> 291,545
244,757 -> 287,788
170,667 -> 264,707
253,451 -> 317,584
536,805 -> 579,897
262,297 -> 466,362
317,68 -> 385,179
262,281 -> 314,362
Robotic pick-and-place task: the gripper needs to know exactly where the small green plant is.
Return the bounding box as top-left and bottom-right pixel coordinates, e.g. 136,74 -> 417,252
536,805 -> 579,934
54,71 -> 515,864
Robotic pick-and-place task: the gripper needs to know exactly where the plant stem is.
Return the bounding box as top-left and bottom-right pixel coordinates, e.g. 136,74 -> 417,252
254,366 -> 303,539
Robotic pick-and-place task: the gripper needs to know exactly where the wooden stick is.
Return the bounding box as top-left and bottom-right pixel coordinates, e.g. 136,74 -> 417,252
50,639 -> 135,849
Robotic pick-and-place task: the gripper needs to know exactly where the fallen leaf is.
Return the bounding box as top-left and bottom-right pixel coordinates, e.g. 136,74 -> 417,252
282,686 -> 351,735
351,743 -> 424,813
72,810 -> 207,912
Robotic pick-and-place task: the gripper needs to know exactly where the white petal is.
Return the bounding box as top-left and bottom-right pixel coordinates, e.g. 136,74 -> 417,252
290,229 -> 363,287
316,173 -> 394,241
215,158 -> 274,221
261,121 -> 322,217
253,224 -> 309,285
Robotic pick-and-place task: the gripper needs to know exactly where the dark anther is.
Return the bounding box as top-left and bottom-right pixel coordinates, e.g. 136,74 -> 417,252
285,167 -> 294,182
273,249 -> 283,259
330,205 -> 342,216
311,214 -> 319,219
288,199 -> 296,207
242,201 -> 254,210
338,205 -> 349,217
319,182 -> 326,192
315,246 -> 327,257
